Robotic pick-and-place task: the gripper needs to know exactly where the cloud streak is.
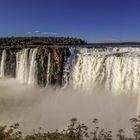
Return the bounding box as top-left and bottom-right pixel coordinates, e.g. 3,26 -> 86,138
34,30 -> 40,33
26,31 -> 58,36
41,32 -> 57,35
26,32 -> 31,34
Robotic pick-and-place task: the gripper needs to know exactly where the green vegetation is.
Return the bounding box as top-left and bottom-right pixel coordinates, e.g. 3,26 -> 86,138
0,37 -> 87,47
1,117 -> 140,140
36,47 -> 69,86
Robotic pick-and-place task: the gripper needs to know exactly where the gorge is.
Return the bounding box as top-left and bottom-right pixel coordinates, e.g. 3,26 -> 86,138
0,42 -> 140,134
1,44 -> 140,95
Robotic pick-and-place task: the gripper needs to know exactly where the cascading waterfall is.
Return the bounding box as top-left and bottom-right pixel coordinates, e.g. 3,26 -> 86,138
46,52 -> 51,86
1,45 -> 140,126
28,48 -> 38,85
63,48 -> 77,87
72,47 -> 140,95
1,46 -> 140,94
0,50 -> 7,78
1,46 -> 140,115
16,48 -> 38,85
16,49 -> 29,83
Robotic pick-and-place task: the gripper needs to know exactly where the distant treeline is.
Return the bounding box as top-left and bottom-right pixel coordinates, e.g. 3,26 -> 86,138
0,37 -> 87,46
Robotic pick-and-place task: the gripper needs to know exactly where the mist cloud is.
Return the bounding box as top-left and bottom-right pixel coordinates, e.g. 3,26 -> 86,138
0,78 -> 137,135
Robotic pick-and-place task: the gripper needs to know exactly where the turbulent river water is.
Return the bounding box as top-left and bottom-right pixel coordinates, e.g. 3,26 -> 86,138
0,46 -> 140,135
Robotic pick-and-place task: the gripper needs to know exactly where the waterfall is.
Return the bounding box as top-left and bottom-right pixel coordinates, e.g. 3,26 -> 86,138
72,47 -> 140,95
1,46 -> 140,93
28,48 -> 38,85
16,49 -> 29,83
0,46 -> 140,116
16,48 -> 38,85
62,48 -> 77,87
46,52 -> 51,86
0,50 -> 7,78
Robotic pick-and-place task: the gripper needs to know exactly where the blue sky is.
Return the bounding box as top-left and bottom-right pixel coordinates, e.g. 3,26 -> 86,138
0,0 -> 140,43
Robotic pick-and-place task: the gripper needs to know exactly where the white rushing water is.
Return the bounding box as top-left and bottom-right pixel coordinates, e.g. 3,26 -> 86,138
72,47 -> 140,95
1,46 -> 140,93
16,49 -> 29,83
0,50 -> 6,78
28,48 -> 38,85
63,48 -> 77,87
16,48 -> 38,85
46,52 -> 51,86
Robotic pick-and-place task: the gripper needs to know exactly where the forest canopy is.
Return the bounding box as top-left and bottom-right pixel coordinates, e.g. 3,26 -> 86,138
0,37 -> 87,46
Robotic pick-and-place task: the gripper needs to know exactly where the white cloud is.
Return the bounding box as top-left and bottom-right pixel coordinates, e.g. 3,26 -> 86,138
41,32 -> 57,35
40,32 -> 49,35
34,30 -> 40,33
26,32 -> 31,34
26,31 -> 57,36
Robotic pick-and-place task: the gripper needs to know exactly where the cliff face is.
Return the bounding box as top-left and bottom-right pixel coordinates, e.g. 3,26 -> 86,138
0,46 -> 70,87
1,45 -> 140,95
37,47 -> 70,86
